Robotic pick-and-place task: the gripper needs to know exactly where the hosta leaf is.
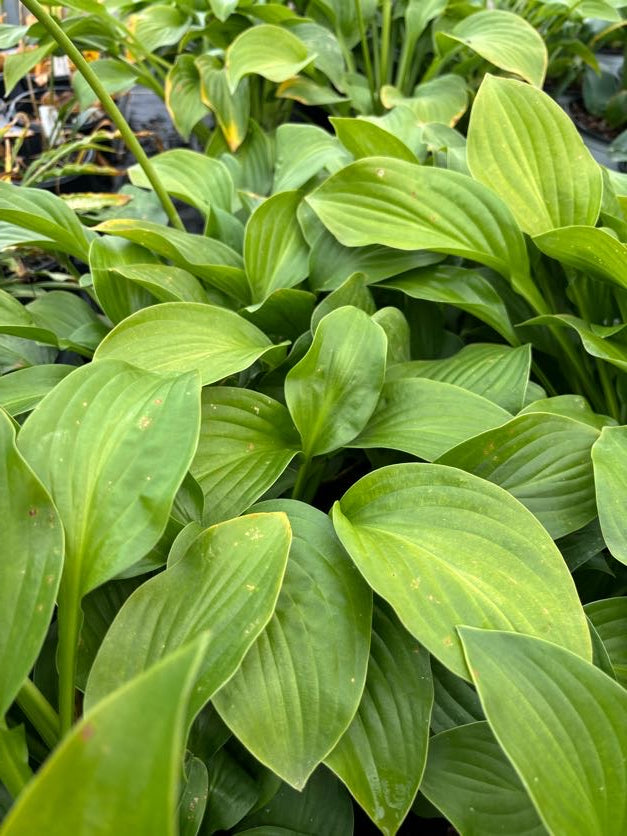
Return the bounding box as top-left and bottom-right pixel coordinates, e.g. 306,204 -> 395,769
0,365 -> 74,417
213,501 -> 372,789
533,226 -> 627,288
73,59 -> 138,110
311,273 -> 376,333
190,387 -> 300,525
585,598 -> 627,687
306,158 -> 531,297
90,236 -> 159,325
85,513 -> 291,719
331,117 -> 417,162
276,77 -> 348,107
0,411 -> 63,717
203,746 -> 259,833
0,182 -> 94,261
128,4 -> 189,52
445,11 -> 547,87
524,314 -> 627,373
324,600 -> 433,836
372,308 -> 411,365
380,264 -> 517,345
273,123 -> 349,192
438,413 -> 599,539
1,639 -> 206,836
95,220 -> 248,303
349,379 -> 511,461
241,289 -> 316,341
468,77 -> 601,236
225,25 -> 313,92
3,44 -> 52,96
129,150 -> 235,219
420,722 -> 545,836
430,658 -> 483,734
197,60 -> 250,153
244,191 -> 309,303
95,303 -> 283,384
112,265 -> 208,304
460,628 -> 627,836
332,463 -> 591,679
380,76 -> 468,127
520,395 -> 614,430
179,755 -> 208,836
285,306 -> 387,458
592,425 -> 627,565
165,55 -> 209,141
387,343 -> 531,415
18,360 -> 201,597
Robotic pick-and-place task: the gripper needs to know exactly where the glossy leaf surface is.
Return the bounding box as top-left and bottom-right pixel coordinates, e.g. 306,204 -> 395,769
592,425 -> 627,565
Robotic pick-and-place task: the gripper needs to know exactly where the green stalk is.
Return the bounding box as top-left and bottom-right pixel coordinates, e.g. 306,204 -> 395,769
291,455 -> 312,502
56,573 -> 82,736
15,678 -> 60,750
19,0 -> 184,231
355,0 -> 376,111
597,359 -> 620,421
0,722 -> 32,798
379,0 -> 393,87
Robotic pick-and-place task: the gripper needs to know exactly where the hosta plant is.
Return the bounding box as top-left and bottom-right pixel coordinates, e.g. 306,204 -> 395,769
0,66 -> 627,836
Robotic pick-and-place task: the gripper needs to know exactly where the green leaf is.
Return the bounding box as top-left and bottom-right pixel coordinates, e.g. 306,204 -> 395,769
387,343 -> 532,415
533,226 -> 627,289
325,600 -> 433,836
165,55 -> 210,141
197,60 -> 250,153
85,512 -> 291,719
381,76 -> 468,127
129,150 -> 235,220
0,411 -> 63,717
445,11 -> 547,87
0,365 -> 74,417
225,25 -> 313,92
438,413 -> 599,539
331,117 -> 417,162
306,158 -> 530,294
73,59 -> 138,109
18,360 -> 201,597
430,658 -> 484,734
203,747 -> 259,833
209,0 -> 238,21
421,721 -> 544,836
0,722 -> 32,798
273,123 -> 349,192
459,628 -> 627,836
112,264 -> 209,304
379,264 -> 517,345
191,387 -> 300,525
1,639 -> 207,836
468,75 -> 602,236
95,303 -> 284,384
95,219 -> 248,303
585,598 -> 627,688
371,308 -> 411,365
0,182 -> 94,262
179,755 -> 208,836
214,501 -> 372,790
128,4 -> 189,52
311,273 -> 376,333
3,44 -> 53,96
350,379 -> 511,461
592,425 -> 627,566
524,314 -> 627,373
333,463 -> 591,679
284,306 -> 387,458
244,192 -> 309,303
90,235 -> 159,325
520,395 -> 614,430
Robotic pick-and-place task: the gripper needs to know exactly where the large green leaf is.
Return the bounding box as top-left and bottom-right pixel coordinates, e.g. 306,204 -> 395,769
387,343 -> 532,414
438,413 -> 599,539
520,395 -> 615,430
533,226 -> 627,289
349,379 -> 511,461
197,60 -> 251,153
331,117 -> 417,162
1,639 -> 206,836
468,76 -> 602,236
0,182 -> 94,261
420,721 -> 544,836
460,628 -> 627,836
524,314 -> 627,373
444,11 -> 547,87
95,220 -> 248,303
85,513 -> 291,719
244,191 -> 309,303
129,150 -> 235,220
380,76 -> 468,127
165,55 -> 209,141
273,123 -> 349,192
18,360 -> 201,597
225,25 -> 313,92
191,387 -> 300,525
592,425 -> 627,565
380,264 -> 517,345
0,411 -> 63,718
284,306 -> 387,458
95,303 -> 284,384
111,265 -> 208,305
306,158 -> 532,301
128,4 -> 189,52
585,598 -> 627,688
0,365 -> 74,417
90,236 -> 159,324
332,463 -> 591,679
430,658 -> 483,734
324,600 -> 433,836
213,501 -> 372,789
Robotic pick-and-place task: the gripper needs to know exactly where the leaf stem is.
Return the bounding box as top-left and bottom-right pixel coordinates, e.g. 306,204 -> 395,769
56,574 -> 82,736
18,0 -> 184,231
15,678 -> 60,750
355,0 -> 376,111
291,455 -> 312,502
380,0 -> 393,88
0,722 -> 32,799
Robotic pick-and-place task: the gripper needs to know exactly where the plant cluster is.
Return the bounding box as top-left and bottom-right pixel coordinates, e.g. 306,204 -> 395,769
1,1 -> 627,835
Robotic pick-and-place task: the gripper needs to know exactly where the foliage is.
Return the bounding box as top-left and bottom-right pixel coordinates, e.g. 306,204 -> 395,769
1,5 -> 627,835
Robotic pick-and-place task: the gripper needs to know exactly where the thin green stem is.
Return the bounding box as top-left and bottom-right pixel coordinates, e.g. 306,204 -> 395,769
16,678 -> 60,750
597,358 -> 620,421
355,0 -> 376,111
0,722 -> 32,798
380,0 -> 393,88
291,455 -> 312,502
19,0 -> 184,231
56,575 -> 82,736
